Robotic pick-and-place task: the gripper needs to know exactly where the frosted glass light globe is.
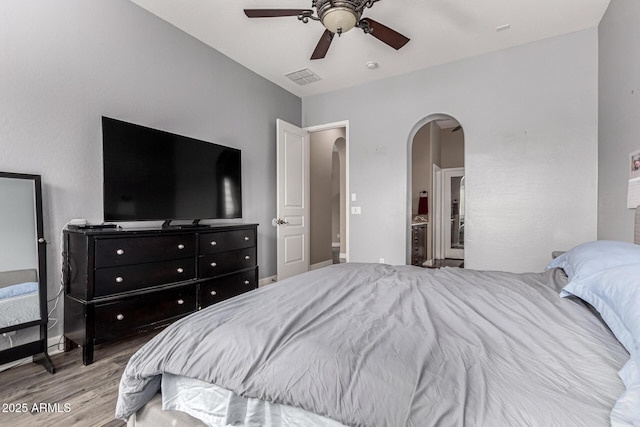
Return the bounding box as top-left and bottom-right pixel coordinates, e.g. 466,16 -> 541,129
322,8 -> 357,34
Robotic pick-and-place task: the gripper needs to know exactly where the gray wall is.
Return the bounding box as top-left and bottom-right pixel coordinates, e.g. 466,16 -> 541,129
440,129 -> 465,169
303,29 -> 599,272
598,0 -> 640,240
0,0 -> 301,337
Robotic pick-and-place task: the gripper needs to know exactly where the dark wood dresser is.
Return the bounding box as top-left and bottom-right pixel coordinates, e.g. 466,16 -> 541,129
63,224 -> 258,365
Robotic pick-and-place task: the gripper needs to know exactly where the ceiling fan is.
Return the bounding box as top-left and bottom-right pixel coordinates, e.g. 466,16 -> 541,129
244,0 -> 410,60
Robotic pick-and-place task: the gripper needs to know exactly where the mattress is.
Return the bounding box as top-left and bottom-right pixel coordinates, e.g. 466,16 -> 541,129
117,263 -> 629,426
0,292 -> 39,328
0,271 -> 41,357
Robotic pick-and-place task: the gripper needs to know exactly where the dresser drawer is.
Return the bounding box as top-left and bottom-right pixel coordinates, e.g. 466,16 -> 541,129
94,258 -> 196,297
199,247 -> 256,278
200,269 -> 257,309
95,234 -> 196,267
94,285 -> 196,340
199,228 -> 256,254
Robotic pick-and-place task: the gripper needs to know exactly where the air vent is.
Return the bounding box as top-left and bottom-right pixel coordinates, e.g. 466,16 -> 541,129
285,68 -> 321,85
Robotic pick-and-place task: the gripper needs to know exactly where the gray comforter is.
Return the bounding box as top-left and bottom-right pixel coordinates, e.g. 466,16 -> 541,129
116,263 -> 628,426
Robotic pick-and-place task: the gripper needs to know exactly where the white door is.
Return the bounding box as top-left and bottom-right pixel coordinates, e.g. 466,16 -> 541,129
276,119 -> 310,280
443,167 -> 465,259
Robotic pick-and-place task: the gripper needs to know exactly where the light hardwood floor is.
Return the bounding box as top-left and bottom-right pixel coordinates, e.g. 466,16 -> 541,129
0,332 -> 159,427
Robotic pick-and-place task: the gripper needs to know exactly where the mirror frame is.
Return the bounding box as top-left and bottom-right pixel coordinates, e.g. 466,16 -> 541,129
0,171 -> 54,373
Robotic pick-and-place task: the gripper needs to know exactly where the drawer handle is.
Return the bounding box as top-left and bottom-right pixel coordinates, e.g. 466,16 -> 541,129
244,280 -> 250,285
177,244 -> 185,250
116,314 -> 124,321
177,299 -> 184,305
243,236 -> 250,241
210,241 -> 217,246
177,267 -> 184,274
244,255 -> 250,260
210,290 -> 217,296
210,262 -> 217,267
115,276 -> 124,283
116,249 -> 125,255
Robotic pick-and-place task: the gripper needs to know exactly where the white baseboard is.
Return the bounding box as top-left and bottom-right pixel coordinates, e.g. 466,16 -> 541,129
258,275 -> 277,287
48,334 -> 64,355
310,260 -> 333,271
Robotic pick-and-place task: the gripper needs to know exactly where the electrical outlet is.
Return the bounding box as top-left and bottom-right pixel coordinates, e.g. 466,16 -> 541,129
379,258 -> 385,264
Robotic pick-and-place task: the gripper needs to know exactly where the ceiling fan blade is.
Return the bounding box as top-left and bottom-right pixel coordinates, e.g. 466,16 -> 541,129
311,29 -> 334,60
244,9 -> 312,18
361,18 -> 410,50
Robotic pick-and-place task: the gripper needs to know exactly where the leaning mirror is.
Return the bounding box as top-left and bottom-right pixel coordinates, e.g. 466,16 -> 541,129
0,172 -> 54,373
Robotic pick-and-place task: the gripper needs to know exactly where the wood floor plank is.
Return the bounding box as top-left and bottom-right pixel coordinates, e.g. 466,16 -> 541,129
0,332 -> 160,427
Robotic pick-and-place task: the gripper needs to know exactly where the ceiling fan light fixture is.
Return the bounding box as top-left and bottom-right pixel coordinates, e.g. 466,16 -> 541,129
321,7 -> 357,34
243,0 -> 410,60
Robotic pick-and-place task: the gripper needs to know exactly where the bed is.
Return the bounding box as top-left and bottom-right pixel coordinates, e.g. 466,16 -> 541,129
116,243 -> 640,427
0,269 -> 40,353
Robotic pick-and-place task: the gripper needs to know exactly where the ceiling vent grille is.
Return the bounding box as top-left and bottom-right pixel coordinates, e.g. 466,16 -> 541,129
285,68 -> 321,85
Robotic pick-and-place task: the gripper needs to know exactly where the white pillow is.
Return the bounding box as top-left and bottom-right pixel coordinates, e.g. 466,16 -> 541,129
561,264 -> 640,427
611,355 -> 640,427
547,240 -> 640,282
560,263 -> 640,354
0,281 -> 38,300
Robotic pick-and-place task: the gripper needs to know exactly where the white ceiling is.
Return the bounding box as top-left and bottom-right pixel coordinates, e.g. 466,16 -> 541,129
129,0 -> 610,97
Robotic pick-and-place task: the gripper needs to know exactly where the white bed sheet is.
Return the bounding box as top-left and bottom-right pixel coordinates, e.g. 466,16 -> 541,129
0,293 -> 41,353
161,373 -> 346,427
0,293 -> 39,327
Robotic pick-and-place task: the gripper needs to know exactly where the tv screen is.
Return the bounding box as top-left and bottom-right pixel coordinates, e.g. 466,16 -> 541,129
102,117 -> 242,222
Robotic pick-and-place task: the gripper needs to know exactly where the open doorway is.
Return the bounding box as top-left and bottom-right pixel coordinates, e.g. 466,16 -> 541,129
330,138 -> 347,264
309,125 -> 348,269
408,115 -> 464,268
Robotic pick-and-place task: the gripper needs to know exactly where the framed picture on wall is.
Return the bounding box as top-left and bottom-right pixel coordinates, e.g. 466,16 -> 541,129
630,149 -> 640,179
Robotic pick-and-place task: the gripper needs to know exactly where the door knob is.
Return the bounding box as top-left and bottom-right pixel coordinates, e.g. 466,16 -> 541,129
272,218 -> 290,226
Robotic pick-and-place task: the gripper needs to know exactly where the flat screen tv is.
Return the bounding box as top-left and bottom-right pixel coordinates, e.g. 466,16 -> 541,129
102,117 -> 242,223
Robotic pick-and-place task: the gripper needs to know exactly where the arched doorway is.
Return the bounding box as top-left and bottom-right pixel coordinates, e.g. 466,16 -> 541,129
407,114 -> 465,267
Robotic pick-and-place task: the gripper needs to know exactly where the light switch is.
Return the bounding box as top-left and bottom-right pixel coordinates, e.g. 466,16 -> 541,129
351,206 -> 362,215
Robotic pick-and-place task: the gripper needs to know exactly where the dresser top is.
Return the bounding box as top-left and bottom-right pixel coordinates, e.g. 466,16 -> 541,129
64,223 -> 258,236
